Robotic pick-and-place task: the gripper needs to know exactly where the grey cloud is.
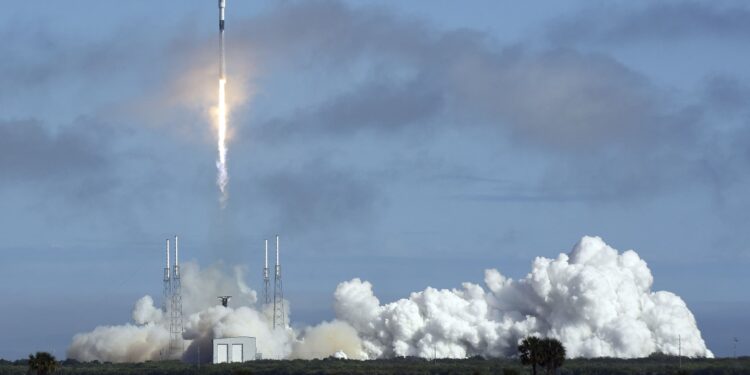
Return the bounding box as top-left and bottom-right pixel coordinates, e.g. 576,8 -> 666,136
257,160 -> 380,233
234,0 -> 435,66
0,118 -> 111,186
443,48 -> 693,152
313,79 -> 443,134
220,0 -> 742,202
258,78 -> 444,138
234,2 -> 695,153
1,0 -> 744,219
431,171 -> 615,203
703,75 -> 750,112
0,25 -> 157,100
547,2 -> 750,45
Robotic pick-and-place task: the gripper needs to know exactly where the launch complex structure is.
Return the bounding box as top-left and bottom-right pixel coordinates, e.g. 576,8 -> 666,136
159,234 -> 286,359
221,235 -> 285,330
267,235 -> 285,330
162,236 -> 184,359
156,1 -> 286,360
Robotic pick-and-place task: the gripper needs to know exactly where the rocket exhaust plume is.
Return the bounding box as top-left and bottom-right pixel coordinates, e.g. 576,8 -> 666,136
217,78 -> 228,206
216,0 -> 229,207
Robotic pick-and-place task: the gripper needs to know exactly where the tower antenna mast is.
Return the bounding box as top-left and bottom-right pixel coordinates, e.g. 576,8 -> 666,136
263,239 -> 271,305
272,235 -> 285,329
163,239 -> 171,315
169,235 -> 184,357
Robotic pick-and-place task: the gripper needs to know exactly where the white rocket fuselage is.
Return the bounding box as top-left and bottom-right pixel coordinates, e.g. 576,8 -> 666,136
219,0 -> 226,79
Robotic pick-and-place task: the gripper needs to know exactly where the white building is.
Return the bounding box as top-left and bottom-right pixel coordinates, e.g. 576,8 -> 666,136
213,337 -> 257,364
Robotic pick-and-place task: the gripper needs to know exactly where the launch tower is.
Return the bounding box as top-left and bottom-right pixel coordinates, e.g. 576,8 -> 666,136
161,236 -> 184,359
263,239 -> 271,305
163,239 -> 171,316
272,235 -> 285,329
169,235 -> 184,357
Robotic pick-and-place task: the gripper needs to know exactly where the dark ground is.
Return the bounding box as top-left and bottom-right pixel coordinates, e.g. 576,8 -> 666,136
2,356 -> 749,375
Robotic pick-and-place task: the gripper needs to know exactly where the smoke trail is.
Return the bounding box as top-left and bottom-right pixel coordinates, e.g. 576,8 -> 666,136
216,78 -> 228,207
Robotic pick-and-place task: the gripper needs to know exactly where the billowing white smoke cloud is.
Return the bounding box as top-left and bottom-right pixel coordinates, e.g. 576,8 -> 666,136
182,304 -> 293,362
68,296 -> 169,362
291,320 -> 367,360
68,236 -> 711,362
132,296 -> 163,325
67,262 -> 360,363
179,263 -> 258,314
333,236 -> 712,359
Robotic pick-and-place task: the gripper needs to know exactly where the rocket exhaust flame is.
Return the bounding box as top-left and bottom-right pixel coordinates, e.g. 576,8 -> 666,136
216,0 -> 228,207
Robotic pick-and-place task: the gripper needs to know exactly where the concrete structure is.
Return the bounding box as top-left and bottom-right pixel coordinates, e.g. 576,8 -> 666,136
213,337 -> 256,364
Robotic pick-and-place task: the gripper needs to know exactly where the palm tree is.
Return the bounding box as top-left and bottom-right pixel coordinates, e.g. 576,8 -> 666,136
518,336 -> 542,375
539,338 -> 565,375
28,352 -> 59,375
518,337 -> 566,375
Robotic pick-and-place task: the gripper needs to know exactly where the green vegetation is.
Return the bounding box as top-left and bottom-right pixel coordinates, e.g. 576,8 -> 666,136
518,337 -> 566,375
0,355 -> 748,375
28,352 -> 59,375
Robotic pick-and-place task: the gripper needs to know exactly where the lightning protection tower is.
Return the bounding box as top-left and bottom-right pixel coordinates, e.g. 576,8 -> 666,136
263,239 -> 271,305
272,235 -> 285,329
169,235 -> 184,357
163,239 -> 171,317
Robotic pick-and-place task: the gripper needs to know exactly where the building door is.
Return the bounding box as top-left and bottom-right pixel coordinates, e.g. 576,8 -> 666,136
231,344 -> 243,362
217,344 -> 228,363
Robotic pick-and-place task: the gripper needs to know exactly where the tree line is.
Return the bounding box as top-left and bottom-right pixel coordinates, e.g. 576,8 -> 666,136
6,339 -> 750,375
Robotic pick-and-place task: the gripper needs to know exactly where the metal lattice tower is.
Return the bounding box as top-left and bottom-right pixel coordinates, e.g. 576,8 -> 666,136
162,239 -> 171,321
272,235 -> 285,329
169,235 -> 184,357
263,239 -> 271,305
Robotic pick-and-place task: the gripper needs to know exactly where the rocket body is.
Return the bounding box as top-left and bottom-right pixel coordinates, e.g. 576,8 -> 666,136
219,0 -> 225,30
219,0 -> 226,79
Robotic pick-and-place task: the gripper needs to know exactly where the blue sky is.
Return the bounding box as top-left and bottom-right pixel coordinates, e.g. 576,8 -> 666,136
1,0 -> 749,359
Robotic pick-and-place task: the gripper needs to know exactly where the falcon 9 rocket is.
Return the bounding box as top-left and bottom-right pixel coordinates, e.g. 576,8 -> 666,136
219,0 -> 226,79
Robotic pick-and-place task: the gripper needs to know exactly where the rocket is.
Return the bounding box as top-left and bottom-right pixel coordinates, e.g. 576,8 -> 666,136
218,0 -> 226,79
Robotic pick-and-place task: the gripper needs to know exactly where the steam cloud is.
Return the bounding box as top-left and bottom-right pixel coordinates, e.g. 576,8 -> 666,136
67,262 -> 365,362
334,236 -> 712,358
67,236 -> 712,362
